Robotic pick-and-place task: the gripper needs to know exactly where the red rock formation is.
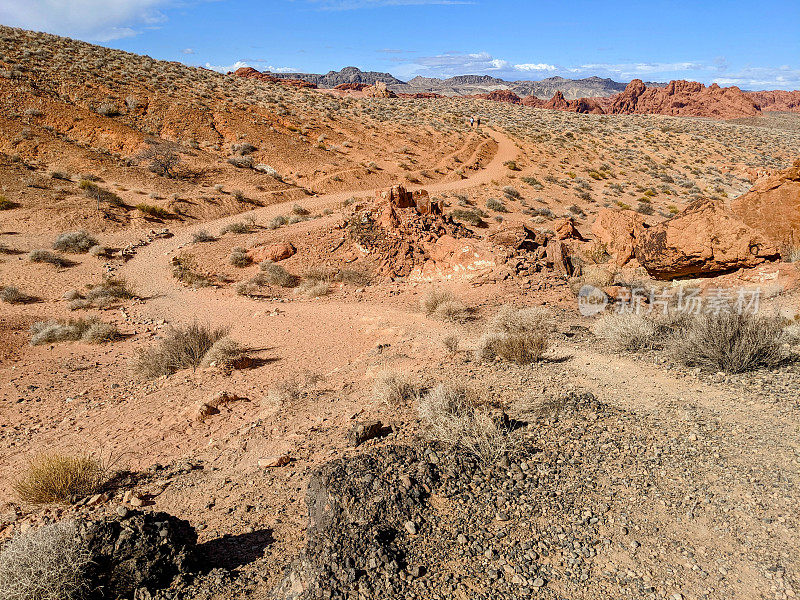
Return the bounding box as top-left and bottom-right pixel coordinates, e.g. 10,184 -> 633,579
473,90 -> 523,104
521,96 -> 546,108
520,92 -> 605,114
731,158 -> 800,247
334,83 -> 370,91
634,198 -> 779,279
608,79 -> 760,119
747,90 -> 800,113
232,67 -> 316,89
591,208 -> 647,266
363,81 -> 397,98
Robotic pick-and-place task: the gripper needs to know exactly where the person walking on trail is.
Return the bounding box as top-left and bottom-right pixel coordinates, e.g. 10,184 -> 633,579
476,117 -> 481,128
470,116 -> 474,128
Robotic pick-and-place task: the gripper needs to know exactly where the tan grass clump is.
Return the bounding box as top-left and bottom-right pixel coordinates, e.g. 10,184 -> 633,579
30,317 -> 118,345
418,384 -> 514,464
134,322 -> 228,378
0,520 -> 92,600
420,288 -> 469,322
13,454 -> 104,504
670,312 -> 787,373
475,305 -> 552,364
373,370 -> 417,406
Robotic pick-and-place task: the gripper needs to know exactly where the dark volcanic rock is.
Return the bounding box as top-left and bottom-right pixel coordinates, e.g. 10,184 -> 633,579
81,510 -> 198,599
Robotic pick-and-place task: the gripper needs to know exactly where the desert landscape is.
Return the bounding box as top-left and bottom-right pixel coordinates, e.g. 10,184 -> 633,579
0,9 -> 799,600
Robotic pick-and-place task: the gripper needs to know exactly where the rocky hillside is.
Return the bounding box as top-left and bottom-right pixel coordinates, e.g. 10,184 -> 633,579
267,66 -> 405,88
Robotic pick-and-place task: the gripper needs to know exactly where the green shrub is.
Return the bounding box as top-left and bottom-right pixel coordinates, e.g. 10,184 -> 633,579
53,231 -> 98,254
134,322 -> 228,378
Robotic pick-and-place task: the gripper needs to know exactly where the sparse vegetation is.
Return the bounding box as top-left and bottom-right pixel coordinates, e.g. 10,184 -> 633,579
670,311 -> 787,373
0,285 -> 32,304
475,306 -> 551,364
418,384 -> 515,464
0,520 -> 92,600
52,231 -> 98,254
172,254 -> 211,287
30,317 -> 118,345
373,370 -> 417,406
220,221 -> 252,235
13,453 -> 105,504
258,261 -> 300,287
420,288 -> 469,322
229,247 -> 252,267
192,230 -> 216,243
136,203 -> 171,219
134,322 -> 229,378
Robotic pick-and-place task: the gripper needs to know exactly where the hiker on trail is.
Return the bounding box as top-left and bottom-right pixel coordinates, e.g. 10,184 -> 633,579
470,116 -> 474,127
476,117 -> 481,128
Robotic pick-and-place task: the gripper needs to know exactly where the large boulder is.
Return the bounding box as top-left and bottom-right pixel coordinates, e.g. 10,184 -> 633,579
247,241 -> 296,263
731,159 -> 800,247
634,198 -> 780,279
81,510 -> 197,599
591,208 -> 647,266
363,81 -> 397,98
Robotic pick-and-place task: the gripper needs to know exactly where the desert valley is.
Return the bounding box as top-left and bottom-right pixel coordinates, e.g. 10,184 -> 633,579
0,11 -> 799,600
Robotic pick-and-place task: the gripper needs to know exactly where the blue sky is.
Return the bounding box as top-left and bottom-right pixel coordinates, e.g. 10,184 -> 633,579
2,0 -> 799,89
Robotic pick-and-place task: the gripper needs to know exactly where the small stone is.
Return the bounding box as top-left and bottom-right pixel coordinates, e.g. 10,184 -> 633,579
404,521 -> 417,535
496,511 -> 509,522
532,577 -> 545,587
116,506 -> 129,518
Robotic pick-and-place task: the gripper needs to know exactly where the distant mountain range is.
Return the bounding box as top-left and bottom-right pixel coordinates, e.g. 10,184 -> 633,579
265,67 -> 665,99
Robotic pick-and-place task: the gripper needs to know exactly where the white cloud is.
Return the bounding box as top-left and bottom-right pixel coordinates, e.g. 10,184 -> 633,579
0,0 -> 177,41
514,63 -> 557,72
182,48 -> 195,54
205,60 -> 250,73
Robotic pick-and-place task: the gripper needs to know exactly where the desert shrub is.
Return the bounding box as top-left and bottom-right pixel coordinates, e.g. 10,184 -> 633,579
28,250 -> 72,267
593,313 -> 658,351
254,164 -> 280,178
504,160 -> 520,171
373,371 -> 416,406
521,176 -> 543,188
134,322 -> 228,378
0,286 -> 29,304
0,520 -> 92,600
13,453 -> 104,504
96,101 -> 120,116
418,384 -> 513,464
220,221 -> 251,235
420,288 -> 469,321
294,280 -> 330,298
85,278 -> 133,303
502,186 -> 521,200
192,230 -> 216,243
30,318 -> 117,345
0,195 -> 19,210
138,145 -> 180,177
200,337 -> 244,370
136,203 -> 171,219
443,333 -> 460,354
49,171 -> 71,181
88,245 -> 110,258
258,261 -> 299,287
80,181 -> 125,208
229,247 -> 252,267
335,268 -> 372,286
231,142 -> 256,155
267,215 -> 287,230
475,306 -> 552,364
450,209 -> 485,227
171,255 -> 211,287
782,245 -> 800,263
52,231 -> 98,254
291,204 -> 310,216
670,312 -> 787,373
228,156 -> 253,169
636,201 -> 655,215
486,198 -> 507,212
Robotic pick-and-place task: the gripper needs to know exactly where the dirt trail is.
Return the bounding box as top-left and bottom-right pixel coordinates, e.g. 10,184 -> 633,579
121,128 -> 515,302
